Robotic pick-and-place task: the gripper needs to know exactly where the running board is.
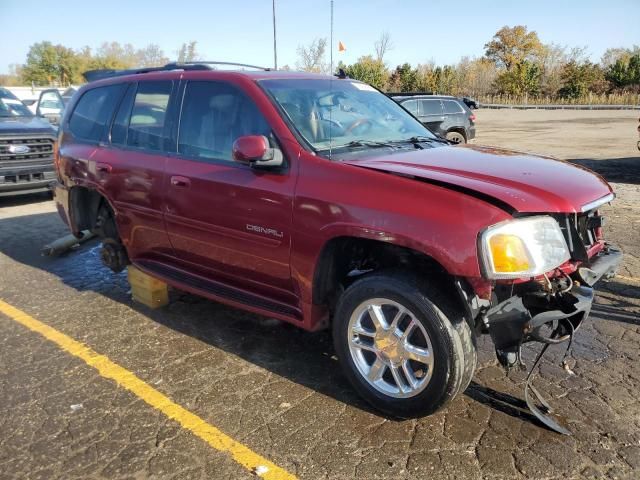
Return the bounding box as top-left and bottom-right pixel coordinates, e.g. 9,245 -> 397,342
136,260 -> 302,320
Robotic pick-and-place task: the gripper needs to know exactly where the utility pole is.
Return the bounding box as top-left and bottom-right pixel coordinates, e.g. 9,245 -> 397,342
330,0 -> 334,74
272,0 -> 278,70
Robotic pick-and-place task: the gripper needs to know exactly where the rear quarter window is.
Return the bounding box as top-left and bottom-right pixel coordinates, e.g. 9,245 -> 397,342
68,84 -> 125,142
443,100 -> 465,114
400,99 -> 418,115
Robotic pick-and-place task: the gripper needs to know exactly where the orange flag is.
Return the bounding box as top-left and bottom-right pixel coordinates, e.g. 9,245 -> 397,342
338,41 -> 346,52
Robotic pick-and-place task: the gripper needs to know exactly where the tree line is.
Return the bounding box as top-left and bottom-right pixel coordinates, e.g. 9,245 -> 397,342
298,26 -> 640,104
2,26 -> 639,105
0,41 -> 201,86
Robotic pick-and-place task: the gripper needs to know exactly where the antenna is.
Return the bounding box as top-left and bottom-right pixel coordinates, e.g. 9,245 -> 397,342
272,0 -> 278,70
329,0 -> 334,159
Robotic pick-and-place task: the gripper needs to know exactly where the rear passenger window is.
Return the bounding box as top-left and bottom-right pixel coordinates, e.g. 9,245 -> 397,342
419,100 -> 442,116
69,85 -> 125,142
443,100 -> 464,114
401,99 -> 418,115
127,81 -> 172,151
178,81 -> 271,162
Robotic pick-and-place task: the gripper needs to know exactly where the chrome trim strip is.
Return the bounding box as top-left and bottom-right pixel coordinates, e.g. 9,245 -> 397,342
581,192 -> 615,212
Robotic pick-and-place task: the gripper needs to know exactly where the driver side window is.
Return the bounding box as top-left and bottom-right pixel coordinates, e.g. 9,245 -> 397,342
178,81 -> 271,163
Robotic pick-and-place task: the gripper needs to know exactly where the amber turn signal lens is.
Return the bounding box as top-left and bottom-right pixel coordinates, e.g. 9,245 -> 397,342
489,234 -> 531,273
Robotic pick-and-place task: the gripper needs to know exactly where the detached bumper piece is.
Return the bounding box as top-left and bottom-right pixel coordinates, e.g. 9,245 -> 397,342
484,245 -> 622,434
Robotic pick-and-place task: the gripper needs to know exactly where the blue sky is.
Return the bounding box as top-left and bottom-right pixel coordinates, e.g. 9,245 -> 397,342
1,0 -> 639,74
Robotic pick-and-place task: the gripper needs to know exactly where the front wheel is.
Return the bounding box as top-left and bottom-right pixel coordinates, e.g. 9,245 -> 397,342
332,272 -> 476,418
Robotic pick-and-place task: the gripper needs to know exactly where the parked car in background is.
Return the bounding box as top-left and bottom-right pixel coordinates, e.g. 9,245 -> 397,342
0,87 -> 57,197
461,96 -> 479,109
19,87 -> 76,126
52,63 -> 621,430
392,94 -> 475,144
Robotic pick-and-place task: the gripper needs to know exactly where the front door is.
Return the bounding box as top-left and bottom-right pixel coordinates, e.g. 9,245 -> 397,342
163,80 -> 296,303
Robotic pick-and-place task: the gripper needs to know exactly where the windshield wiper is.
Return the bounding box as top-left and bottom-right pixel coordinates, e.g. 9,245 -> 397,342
317,139 -> 396,152
388,136 -> 448,148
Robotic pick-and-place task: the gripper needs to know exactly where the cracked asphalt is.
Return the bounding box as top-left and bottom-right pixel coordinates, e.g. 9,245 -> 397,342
1,109 -> 639,479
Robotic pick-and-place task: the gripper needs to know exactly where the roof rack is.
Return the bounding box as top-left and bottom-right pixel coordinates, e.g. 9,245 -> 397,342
83,61 -> 271,82
386,91 -> 435,97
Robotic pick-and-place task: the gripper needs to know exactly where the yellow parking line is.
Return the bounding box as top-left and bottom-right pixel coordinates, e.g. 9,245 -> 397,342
0,299 -> 297,480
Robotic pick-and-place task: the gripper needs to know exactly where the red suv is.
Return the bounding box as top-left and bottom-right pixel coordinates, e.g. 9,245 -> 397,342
53,63 -> 621,428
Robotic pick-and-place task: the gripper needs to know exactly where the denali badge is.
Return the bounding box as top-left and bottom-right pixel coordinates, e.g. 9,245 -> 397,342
246,224 -> 284,238
8,145 -> 30,154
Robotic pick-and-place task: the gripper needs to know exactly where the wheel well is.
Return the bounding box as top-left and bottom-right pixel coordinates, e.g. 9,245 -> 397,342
69,187 -> 118,240
312,237 -> 462,315
446,127 -> 466,140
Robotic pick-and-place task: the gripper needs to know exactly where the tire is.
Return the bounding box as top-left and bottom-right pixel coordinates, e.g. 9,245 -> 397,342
445,131 -> 466,144
332,271 -> 476,418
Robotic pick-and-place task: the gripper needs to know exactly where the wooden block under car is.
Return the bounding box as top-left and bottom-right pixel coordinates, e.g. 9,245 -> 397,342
127,266 -> 169,309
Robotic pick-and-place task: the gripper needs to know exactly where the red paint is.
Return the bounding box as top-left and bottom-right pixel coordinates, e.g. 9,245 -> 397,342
232,135 -> 269,163
53,70 -> 615,332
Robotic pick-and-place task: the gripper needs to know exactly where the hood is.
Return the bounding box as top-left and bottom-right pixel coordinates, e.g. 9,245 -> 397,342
0,115 -> 57,136
343,145 -> 613,213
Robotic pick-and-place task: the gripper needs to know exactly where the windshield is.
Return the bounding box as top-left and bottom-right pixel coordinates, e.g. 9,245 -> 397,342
260,78 -> 436,154
0,89 -> 33,117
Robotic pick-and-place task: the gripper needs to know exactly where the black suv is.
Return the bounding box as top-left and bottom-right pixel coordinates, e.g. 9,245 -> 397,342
392,94 -> 475,144
0,87 -> 58,197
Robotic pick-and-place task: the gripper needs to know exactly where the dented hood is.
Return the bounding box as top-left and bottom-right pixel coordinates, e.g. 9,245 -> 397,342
343,145 -> 613,213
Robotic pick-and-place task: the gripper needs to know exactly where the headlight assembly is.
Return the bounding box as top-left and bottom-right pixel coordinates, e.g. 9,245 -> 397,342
480,216 -> 570,280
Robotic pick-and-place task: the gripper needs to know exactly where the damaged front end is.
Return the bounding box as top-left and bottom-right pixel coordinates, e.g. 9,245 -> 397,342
467,204 -> 622,434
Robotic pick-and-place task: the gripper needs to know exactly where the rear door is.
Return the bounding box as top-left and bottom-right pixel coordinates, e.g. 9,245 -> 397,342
163,79 -> 296,303
90,80 -> 175,262
441,99 -> 467,135
418,99 -> 445,135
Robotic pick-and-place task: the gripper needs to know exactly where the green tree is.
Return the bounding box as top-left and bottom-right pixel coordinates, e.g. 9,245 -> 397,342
388,63 -> 418,92
21,41 -> 80,86
485,25 -> 544,70
494,60 -> 542,97
558,61 -> 607,99
606,53 -> 640,88
342,56 -> 388,90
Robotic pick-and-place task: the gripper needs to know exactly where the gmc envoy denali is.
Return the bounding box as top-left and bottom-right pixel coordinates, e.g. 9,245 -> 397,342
53,62 -> 621,433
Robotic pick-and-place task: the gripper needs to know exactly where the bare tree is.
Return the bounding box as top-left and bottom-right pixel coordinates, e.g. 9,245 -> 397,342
296,38 -> 329,73
176,41 -> 200,63
374,32 -> 393,63
137,44 -> 169,67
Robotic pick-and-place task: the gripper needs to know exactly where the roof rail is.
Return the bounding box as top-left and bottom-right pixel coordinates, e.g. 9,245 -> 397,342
82,61 -> 270,82
386,91 -> 435,97
168,61 -> 271,71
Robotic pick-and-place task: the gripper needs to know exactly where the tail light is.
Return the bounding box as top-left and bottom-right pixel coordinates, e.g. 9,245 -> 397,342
469,114 -> 476,122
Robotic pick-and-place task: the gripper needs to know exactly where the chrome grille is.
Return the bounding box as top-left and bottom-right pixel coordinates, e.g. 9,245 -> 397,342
0,137 -> 55,166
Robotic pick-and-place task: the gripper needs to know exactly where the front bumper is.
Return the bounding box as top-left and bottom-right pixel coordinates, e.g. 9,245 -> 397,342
485,245 -> 623,363
0,168 -> 56,197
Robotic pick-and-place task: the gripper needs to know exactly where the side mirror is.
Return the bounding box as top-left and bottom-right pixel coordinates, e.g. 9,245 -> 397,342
232,135 -> 283,168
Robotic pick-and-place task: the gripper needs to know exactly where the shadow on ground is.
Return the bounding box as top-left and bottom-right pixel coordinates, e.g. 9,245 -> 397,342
0,209 -> 626,433
569,156 -> 640,184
